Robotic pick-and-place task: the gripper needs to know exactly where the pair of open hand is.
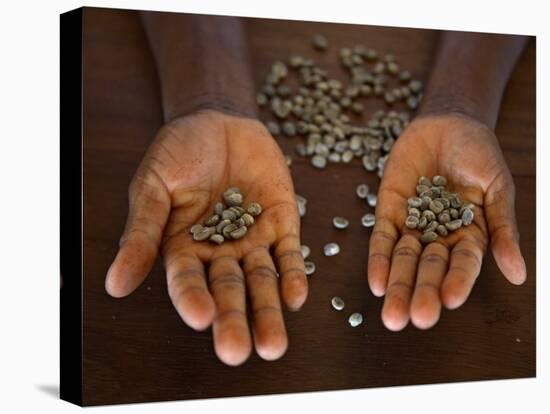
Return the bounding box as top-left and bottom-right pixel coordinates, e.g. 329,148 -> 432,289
105,110 -> 526,366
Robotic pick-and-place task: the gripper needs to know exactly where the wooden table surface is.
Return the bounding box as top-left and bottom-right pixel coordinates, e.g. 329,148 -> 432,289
82,7 -> 536,406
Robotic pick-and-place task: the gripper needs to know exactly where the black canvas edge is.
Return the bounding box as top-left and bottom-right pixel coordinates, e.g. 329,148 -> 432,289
60,7 -> 83,407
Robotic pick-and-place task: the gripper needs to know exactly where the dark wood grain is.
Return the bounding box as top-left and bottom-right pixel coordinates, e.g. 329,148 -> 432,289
81,7 -> 535,406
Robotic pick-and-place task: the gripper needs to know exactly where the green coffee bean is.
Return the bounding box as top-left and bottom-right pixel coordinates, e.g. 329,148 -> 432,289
193,226 -> 216,241
408,197 -> 423,208
420,231 -> 438,244
438,211 -> 451,224
221,209 -> 237,221
429,200 -> 444,214
205,214 -> 220,226
408,207 -> 421,218
209,234 -> 225,245
230,226 -> 247,240
247,202 -> 262,217
405,215 -> 419,229
190,224 -> 203,234
241,213 -> 254,226
445,219 -> 463,231
216,219 -> 232,234
224,192 -> 243,207
222,223 -> 239,239
432,175 -> 447,186
422,210 -> 436,222
417,216 -> 428,230
436,225 -> 448,237
214,202 -> 225,216
461,208 -> 474,225
312,34 -> 328,50
425,220 -> 438,233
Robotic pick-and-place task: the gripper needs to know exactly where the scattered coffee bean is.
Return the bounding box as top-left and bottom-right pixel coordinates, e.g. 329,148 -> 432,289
356,184 -> 369,199
324,242 -> 340,256
331,296 -> 345,311
462,208 -> 474,225
311,154 -> 327,169
305,261 -> 316,275
367,193 -> 377,207
312,34 -> 328,50
247,202 -> 262,217
361,213 -> 376,227
333,216 -> 350,229
348,312 -> 363,327
301,244 -> 311,259
296,194 -> 307,217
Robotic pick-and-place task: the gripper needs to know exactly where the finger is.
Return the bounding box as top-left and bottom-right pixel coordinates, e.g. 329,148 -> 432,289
484,173 -> 527,284
410,242 -> 449,329
105,170 -> 170,297
273,234 -> 308,311
381,234 -> 422,331
208,256 -> 252,366
243,248 -> 288,361
368,216 -> 399,297
165,252 -> 215,331
441,239 -> 484,309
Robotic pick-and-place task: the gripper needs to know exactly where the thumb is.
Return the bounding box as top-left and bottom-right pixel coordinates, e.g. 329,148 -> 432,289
105,169 -> 170,297
484,170 -> 526,285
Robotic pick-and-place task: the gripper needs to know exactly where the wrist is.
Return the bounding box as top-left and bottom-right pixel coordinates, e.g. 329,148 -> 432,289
164,93 -> 258,123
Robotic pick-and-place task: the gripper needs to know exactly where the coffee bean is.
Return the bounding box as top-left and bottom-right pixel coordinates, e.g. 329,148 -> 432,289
216,219 -> 232,233
301,245 -> 311,259
209,234 -> 225,245
461,208 -> 474,225
312,154 -> 327,168
420,196 -> 432,210
324,242 -> 340,256
193,226 -> 216,241
305,261 -> 316,275
348,312 -> 363,327
425,220 -> 438,233
266,121 -> 280,136
361,213 -> 376,227
296,194 -> 307,217
405,215 -> 419,229
333,216 -> 350,229
356,184 -> 369,199
221,209 -> 237,221
190,224 -> 203,234
422,209 -> 436,222
445,219 -> 463,231
408,197 -> 423,208
438,211 -> 451,224
420,231 -> 438,244
436,225 -> 448,237
282,121 -> 296,136
331,296 -> 345,311
417,216 -> 428,230
312,34 -> 328,50
247,202 -> 262,217
230,226 -> 247,240
408,207 -> 421,218
222,223 -> 239,239
450,208 -> 459,219
429,199 -> 444,214
367,193 -> 377,207
205,214 -> 220,226
241,213 -> 254,226
214,202 -> 225,216
224,192 -> 243,207
432,175 -> 447,186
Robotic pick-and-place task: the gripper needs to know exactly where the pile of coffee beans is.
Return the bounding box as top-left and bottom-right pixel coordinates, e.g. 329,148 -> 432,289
190,187 -> 262,244
405,175 -> 475,244
257,34 -> 423,179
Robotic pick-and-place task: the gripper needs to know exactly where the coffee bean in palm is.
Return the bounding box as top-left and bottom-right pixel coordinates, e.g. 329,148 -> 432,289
408,207 -> 421,218
216,219 -> 232,233
425,220 -> 438,233
241,213 -> 254,226
190,224 -> 203,234
405,215 -> 419,229
420,196 -> 431,210
247,202 -> 262,217
222,209 -> 237,221
209,234 -> 225,245
422,209 -> 436,222
224,191 -> 243,207
445,219 -> 463,231
193,226 -> 216,241
417,216 -> 428,230
205,214 -> 220,226
461,208 -> 474,225
429,199 -> 444,214
214,202 -> 225,215
420,231 -> 438,244
222,223 -> 239,239
438,211 -> 450,224
432,175 -> 447,186
230,225 -> 247,240
408,197 -> 423,208
436,224 -> 448,237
